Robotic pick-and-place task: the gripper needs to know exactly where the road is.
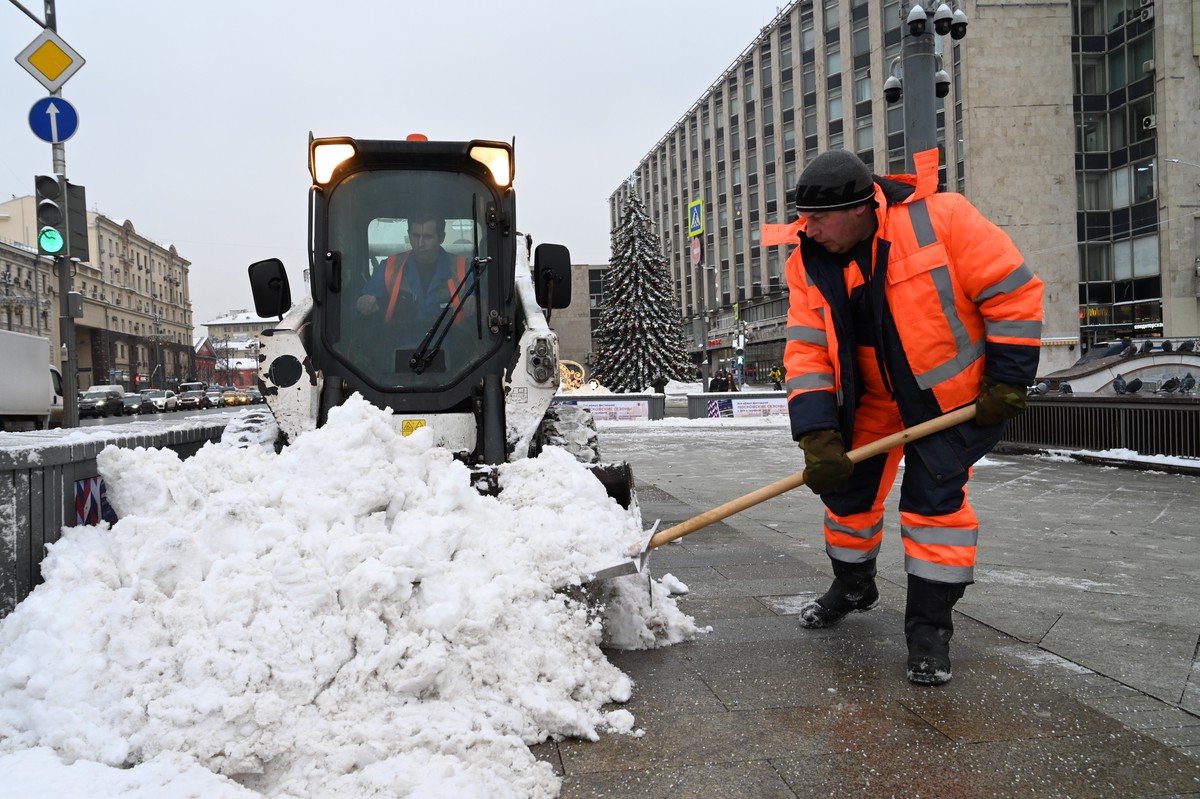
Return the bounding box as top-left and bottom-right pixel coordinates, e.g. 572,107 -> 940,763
75,405 -> 246,427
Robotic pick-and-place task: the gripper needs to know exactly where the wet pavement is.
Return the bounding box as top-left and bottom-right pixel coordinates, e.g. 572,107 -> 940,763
536,419 -> 1200,798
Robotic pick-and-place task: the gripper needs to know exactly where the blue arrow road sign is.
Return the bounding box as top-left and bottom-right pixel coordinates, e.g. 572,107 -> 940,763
28,97 -> 79,144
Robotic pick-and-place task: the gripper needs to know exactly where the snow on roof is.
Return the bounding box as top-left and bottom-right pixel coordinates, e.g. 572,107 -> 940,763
203,309 -> 275,326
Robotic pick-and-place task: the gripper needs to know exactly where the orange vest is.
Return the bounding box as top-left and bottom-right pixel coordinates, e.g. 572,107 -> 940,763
382,252 -> 468,322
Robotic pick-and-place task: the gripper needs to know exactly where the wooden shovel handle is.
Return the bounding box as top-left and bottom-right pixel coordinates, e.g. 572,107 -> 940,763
646,404 -> 977,550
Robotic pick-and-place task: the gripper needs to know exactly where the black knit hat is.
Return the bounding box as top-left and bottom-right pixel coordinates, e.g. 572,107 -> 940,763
794,150 -> 876,213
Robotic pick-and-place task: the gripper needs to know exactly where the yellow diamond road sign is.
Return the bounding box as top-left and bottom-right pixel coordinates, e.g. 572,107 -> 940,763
16,30 -> 85,93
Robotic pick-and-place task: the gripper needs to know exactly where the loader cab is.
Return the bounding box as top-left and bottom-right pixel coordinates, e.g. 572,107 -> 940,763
307,136 -> 518,415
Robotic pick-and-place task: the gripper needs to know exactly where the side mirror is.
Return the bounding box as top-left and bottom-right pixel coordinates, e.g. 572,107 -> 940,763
248,258 -> 293,319
533,243 -> 572,310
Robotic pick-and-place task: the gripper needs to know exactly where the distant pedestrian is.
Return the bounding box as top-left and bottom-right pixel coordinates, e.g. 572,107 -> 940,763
708,372 -> 728,392
764,148 -> 1043,686
768,365 -> 784,390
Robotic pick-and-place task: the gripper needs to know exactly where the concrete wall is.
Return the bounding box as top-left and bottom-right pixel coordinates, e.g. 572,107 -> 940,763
963,0 -> 1080,376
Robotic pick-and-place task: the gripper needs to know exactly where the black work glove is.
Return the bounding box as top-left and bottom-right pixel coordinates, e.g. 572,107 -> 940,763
799,429 -> 854,494
975,376 -> 1028,426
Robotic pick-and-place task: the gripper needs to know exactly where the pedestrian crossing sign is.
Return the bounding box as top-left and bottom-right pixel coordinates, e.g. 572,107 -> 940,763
688,200 -> 704,238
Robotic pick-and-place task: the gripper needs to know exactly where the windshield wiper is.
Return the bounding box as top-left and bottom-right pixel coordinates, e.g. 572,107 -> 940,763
409,256 -> 488,373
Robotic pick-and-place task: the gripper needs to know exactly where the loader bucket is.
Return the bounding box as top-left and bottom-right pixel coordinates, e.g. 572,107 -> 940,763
587,461 -> 636,510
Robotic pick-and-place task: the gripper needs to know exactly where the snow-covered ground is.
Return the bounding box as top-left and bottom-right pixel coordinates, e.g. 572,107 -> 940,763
0,397 -> 705,798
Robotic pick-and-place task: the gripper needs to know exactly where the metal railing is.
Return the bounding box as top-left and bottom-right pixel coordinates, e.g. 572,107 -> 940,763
1004,395 -> 1200,459
1,422 -> 224,618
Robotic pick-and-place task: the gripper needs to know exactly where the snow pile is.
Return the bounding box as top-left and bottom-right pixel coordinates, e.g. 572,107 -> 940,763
0,395 -> 705,798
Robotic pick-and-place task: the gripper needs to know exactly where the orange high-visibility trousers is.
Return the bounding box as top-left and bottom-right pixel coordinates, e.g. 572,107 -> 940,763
819,402 -> 983,584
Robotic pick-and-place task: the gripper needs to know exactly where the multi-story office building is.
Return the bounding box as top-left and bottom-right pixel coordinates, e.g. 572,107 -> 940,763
610,0 -> 1199,380
0,197 -> 193,389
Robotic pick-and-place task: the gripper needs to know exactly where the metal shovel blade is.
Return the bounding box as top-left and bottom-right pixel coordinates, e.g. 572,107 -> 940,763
586,523 -> 658,581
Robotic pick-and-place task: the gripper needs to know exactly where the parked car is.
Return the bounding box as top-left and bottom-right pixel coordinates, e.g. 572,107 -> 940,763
178,390 -> 212,411
122,392 -> 153,415
78,387 -> 124,418
142,389 -> 179,412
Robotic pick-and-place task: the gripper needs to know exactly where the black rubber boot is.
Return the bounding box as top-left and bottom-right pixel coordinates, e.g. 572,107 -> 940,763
904,574 -> 967,686
798,559 -> 879,628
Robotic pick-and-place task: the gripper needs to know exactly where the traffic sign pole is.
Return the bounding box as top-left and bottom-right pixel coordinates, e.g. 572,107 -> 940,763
13,0 -> 84,425
40,0 -> 78,426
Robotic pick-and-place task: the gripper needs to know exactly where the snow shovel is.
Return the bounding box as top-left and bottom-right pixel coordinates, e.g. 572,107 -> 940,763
588,404 -> 978,581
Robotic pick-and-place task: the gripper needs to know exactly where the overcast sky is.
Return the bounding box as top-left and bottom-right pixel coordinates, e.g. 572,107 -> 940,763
1,1 -> 788,327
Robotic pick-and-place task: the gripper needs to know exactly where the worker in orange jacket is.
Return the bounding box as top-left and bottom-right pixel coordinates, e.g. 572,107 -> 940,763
763,149 -> 1043,685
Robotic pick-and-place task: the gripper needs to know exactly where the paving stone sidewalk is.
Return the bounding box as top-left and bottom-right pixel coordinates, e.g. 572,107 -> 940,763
533,424 -> 1200,798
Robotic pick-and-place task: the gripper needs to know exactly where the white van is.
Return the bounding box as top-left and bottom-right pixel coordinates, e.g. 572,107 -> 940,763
0,330 -> 64,431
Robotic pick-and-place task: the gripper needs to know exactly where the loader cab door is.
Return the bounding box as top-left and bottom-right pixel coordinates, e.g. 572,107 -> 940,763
316,168 -> 506,402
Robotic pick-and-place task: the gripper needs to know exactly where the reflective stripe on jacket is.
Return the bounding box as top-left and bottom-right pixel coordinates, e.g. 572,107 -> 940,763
763,149 -> 1043,443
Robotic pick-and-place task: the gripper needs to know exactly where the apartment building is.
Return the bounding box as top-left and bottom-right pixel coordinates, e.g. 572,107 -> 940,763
0,197 -> 193,389
610,0 -> 1200,380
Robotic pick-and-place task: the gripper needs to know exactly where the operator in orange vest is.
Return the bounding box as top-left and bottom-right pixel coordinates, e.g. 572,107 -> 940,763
357,213 -> 468,325
763,149 -> 1043,686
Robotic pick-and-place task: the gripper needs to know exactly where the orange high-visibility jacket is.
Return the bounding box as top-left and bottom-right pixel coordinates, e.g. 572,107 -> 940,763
381,252 -> 469,322
763,149 -> 1044,445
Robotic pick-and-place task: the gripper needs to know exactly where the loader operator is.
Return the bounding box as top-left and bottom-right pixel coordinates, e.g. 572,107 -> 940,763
356,213 -> 469,326
762,149 -> 1043,686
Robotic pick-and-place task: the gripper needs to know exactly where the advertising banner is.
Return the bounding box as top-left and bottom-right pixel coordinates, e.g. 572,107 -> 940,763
553,399 -> 649,421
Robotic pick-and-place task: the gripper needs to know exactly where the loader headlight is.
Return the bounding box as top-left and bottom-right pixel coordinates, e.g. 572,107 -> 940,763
310,139 -> 357,185
469,142 -> 513,188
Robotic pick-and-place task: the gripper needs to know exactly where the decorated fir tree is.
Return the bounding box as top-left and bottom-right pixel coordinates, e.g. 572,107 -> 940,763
592,191 -> 694,393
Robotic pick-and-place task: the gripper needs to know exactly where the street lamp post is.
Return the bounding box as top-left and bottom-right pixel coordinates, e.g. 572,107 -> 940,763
695,264 -> 719,387
149,314 -> 165,389
890,2 -> 968,168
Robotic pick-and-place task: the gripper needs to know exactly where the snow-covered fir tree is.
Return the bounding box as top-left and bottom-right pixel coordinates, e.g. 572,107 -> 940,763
592,190 -> 694,393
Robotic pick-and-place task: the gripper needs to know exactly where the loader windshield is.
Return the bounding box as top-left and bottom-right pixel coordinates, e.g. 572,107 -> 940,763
325,169 -> 498,391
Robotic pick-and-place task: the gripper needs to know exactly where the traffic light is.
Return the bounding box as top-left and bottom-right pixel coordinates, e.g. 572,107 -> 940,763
65,180 -> 89,261
34,174 -> 66,256
735,347 -> 745,365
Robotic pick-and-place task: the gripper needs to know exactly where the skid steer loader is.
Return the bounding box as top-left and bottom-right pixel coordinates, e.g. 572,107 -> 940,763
246,133 -> 632,505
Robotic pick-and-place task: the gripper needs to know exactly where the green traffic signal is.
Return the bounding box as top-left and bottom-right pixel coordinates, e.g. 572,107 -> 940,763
38,227 -> 65,253
34,174 -> 67,256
